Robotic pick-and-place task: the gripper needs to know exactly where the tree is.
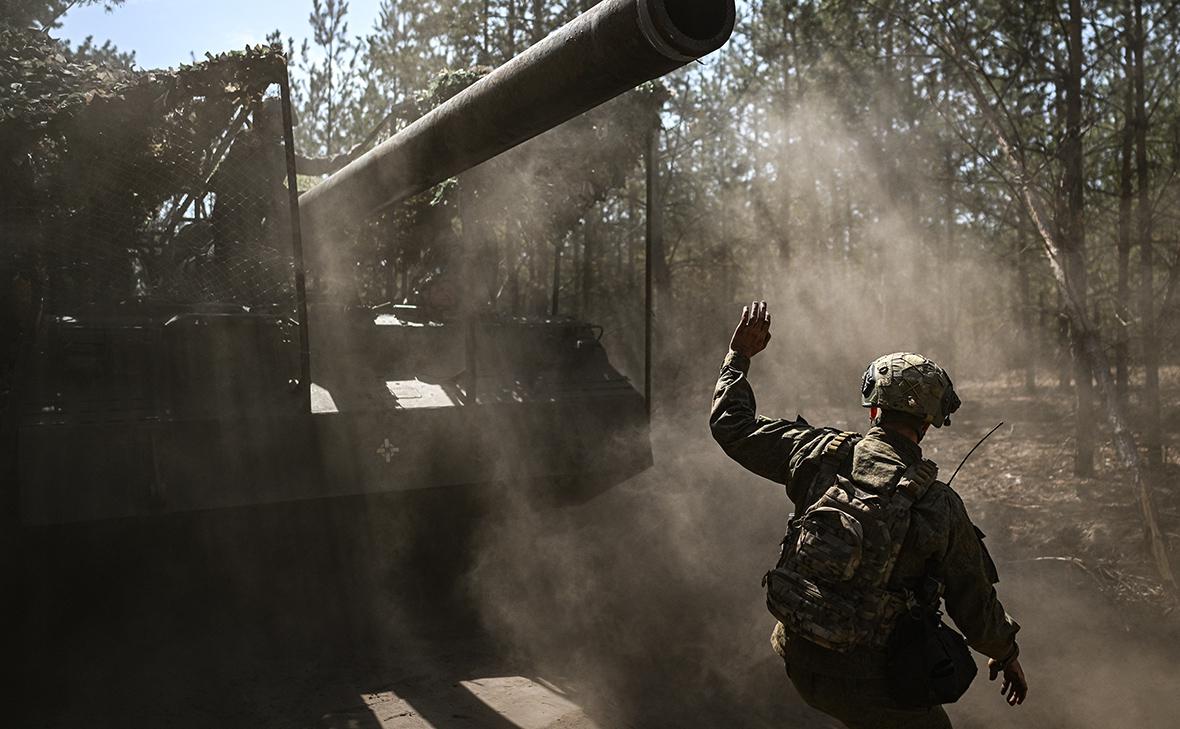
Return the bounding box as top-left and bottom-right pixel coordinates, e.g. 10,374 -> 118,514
2,0 -> 123,32
1131,0 -> 1162,467
916,0 -> 1179,597
1063,0 -> 1096,475
293,0 -> 364,158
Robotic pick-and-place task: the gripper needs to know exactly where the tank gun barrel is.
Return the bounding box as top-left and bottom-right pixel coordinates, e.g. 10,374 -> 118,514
298,0 -> 735,268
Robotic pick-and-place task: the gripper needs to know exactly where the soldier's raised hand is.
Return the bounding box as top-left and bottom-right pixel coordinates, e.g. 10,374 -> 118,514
730,300 -> 772,358
988,655 -> 1028,706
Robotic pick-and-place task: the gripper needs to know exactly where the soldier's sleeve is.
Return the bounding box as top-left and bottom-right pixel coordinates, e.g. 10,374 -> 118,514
709,350 -> 829,495
938,490 -> 1021,661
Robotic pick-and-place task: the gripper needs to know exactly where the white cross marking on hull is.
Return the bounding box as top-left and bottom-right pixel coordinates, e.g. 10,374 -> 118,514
377,438 -> 400,463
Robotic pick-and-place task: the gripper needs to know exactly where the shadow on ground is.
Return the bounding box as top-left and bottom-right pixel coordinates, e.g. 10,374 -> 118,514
9,377 -> 1180,728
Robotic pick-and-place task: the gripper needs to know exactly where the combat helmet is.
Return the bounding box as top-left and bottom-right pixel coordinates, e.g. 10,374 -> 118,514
860,352 -> 961,428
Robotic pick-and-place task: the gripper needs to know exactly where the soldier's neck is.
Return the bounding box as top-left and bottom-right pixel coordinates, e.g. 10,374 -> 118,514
880,422 -> 922,445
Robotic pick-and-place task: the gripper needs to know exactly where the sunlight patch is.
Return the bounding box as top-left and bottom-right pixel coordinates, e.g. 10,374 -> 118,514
458,676 -> 594,729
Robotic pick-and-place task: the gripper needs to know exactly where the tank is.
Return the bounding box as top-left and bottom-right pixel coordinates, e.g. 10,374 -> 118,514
9,0 -> 736,525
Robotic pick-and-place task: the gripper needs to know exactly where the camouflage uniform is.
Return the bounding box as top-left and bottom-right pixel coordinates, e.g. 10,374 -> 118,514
710,351 -> 1020,729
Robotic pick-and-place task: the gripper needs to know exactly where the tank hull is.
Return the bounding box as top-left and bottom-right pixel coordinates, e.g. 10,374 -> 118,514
17,395 -> 649,525
13,307 -> 650,525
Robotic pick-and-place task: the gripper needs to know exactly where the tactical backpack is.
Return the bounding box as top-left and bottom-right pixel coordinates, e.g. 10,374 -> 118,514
763,431 -> 939,653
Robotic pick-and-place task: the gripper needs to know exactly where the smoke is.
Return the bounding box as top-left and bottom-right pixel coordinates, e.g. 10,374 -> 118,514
447,92 -> 1180,729
463,432 -> 799,726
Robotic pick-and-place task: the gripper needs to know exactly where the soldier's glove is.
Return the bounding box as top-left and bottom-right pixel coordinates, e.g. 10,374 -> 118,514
987,644 -> 1027,707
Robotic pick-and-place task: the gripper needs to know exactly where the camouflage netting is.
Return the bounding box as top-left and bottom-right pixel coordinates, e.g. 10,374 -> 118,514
1,38 -> 297,312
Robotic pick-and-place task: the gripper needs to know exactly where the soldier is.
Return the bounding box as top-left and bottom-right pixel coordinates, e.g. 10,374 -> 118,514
710,301 -> 1027,729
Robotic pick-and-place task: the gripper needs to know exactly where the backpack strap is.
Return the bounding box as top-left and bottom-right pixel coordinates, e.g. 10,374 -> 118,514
772,431 -> 862,585
881,458 -> 941,604
894,458 -> 939,503
792,431 -> 861,514
815,431 -> 861,488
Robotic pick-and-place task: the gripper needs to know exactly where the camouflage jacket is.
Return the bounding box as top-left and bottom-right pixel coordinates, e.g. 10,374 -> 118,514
710,350 -> 1020,677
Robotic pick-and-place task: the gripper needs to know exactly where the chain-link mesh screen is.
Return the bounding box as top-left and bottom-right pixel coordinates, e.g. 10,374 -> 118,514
33,62 -> 298,313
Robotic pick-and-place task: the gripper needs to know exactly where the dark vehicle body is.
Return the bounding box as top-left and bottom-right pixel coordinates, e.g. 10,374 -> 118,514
6,0 -> 735,526
15,304 -> 648,524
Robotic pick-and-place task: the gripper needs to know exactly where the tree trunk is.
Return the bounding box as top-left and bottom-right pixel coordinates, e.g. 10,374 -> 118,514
844,170 -> 855,257
944,29 -> 1179,598
628,202 -> 638,294
550,239 -> 562,316
943,146 -> 959,374
646,128 -> 671,311
828,168 -> 841,254
1057,291 -> 1071,392
1116,15 -> 1134,403
776,3 -> 794,266
533,235 -> 546,315
880,2 -> 898,210
1133,0 -> 1163,467
1064,0 -> 1095,476
507,231 -> 521,315
580,211 -> 596,316
480,0 -> 491,64
572,225 -> 584,314
507,0 -> 517,57
1018,234 -> 1035,393
531,0 -> 544,43
618,196 -> 630,282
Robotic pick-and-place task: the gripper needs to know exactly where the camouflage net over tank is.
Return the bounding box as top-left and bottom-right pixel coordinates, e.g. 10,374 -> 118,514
1,42 -> 298,312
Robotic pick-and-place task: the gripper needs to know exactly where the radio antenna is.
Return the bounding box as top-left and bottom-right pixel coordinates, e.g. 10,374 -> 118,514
947,421 -> 1005,486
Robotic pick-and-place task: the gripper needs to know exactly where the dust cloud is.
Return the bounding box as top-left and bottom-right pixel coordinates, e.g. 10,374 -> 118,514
448,96 -> 1180,729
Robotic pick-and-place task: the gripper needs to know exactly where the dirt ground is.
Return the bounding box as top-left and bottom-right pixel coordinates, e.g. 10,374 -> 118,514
9,364 -> 1180,728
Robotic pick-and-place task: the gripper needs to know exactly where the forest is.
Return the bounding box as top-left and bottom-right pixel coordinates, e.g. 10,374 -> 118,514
3,1 -> 1180,727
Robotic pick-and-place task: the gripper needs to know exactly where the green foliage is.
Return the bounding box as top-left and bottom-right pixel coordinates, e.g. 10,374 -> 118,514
2,44 -> 291,307
420,66 -> 491,106
0,25 -> 133,130
1,38 -> 284,136
289,0 -> 365,157
0,0 -> 123,32
0,1 -> 136,139
66,33 -> 136,71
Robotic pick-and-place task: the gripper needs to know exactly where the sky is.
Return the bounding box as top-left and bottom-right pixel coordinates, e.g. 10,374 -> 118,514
58,0 -> 384,70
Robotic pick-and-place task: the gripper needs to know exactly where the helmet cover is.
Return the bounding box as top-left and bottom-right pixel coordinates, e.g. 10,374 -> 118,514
860,352 -> 961,427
